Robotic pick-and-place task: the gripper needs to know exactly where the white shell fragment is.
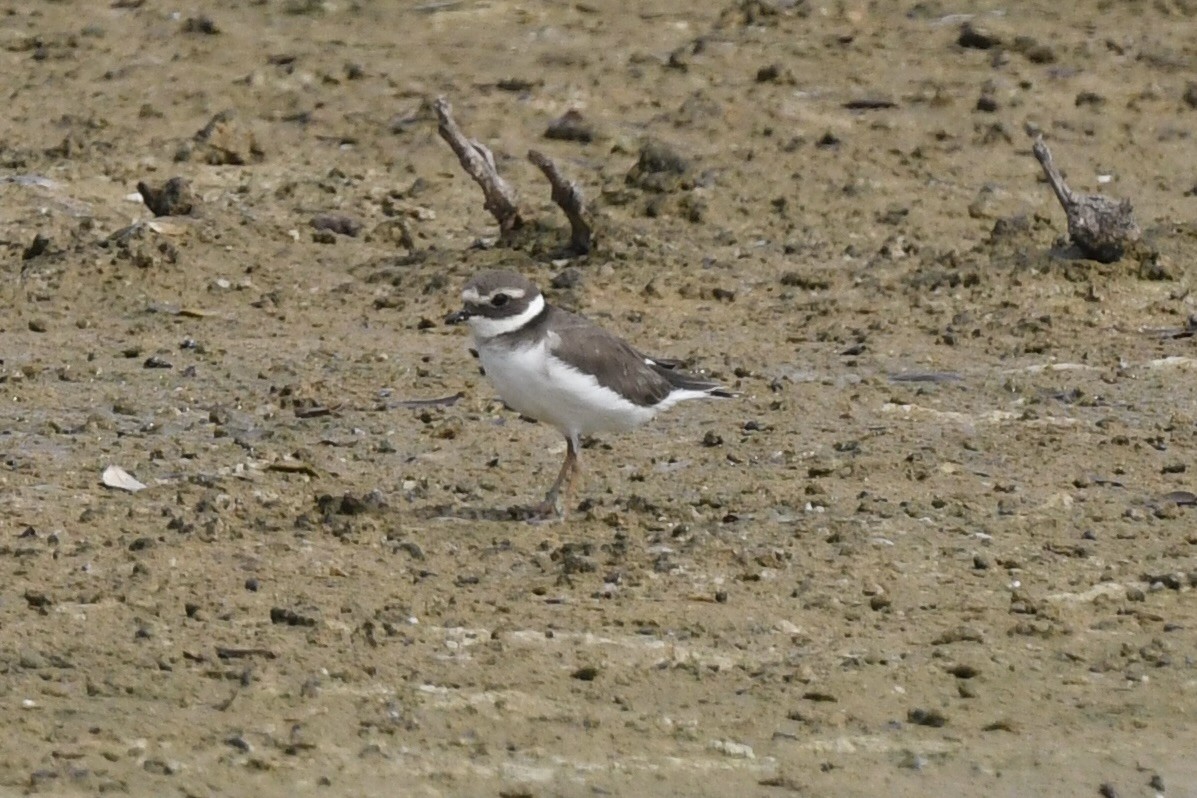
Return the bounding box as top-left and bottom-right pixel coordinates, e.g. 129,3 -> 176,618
102,465 -> 147,493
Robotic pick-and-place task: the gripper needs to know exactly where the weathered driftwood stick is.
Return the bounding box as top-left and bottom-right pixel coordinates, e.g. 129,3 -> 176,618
527,149 -> 594,254
434,97 -> 524,235
1031,134 -> 1140,264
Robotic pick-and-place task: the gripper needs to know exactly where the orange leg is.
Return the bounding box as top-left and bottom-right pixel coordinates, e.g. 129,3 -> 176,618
532,433 -> 581,519
559,442 -> 585,521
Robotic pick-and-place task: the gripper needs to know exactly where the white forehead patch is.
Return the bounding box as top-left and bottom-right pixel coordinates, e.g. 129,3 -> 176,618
462,285 -> 527,304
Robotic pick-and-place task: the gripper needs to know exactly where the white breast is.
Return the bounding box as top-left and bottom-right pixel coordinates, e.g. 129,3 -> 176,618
476,338 -> 657,436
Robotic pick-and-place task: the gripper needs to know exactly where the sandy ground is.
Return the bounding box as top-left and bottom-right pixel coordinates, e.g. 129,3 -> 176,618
2,1 -> 1197,796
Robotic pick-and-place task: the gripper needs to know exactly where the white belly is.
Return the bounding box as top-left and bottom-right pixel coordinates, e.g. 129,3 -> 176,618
476,339 -> 656,436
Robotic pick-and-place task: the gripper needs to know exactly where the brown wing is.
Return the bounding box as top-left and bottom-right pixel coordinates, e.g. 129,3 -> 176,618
542,306 -> 676,407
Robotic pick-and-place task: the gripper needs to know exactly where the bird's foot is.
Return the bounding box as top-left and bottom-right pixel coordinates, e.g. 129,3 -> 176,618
519,494 -> 564,523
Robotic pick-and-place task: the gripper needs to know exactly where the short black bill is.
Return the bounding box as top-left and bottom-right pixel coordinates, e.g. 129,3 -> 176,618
444,308 -> 471,325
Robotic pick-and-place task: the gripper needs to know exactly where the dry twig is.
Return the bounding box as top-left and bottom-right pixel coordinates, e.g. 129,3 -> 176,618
1031,134 -> 1140,263
527,149 -> 594,254
433,97 -> 524,236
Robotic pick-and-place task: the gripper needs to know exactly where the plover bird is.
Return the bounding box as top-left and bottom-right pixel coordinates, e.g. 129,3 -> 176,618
445,269 -> 732,518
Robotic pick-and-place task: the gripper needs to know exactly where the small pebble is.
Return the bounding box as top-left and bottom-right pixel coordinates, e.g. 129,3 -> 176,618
181,15 -> 219,35
948,663 -> 978,678
571,665 -> 599,681
907,708 -> 947,727
756,63 -> 783,82
551,267 -> 583,289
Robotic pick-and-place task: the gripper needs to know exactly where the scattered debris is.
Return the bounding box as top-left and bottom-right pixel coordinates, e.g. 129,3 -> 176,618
103,221 -> 182,268
146,303 -> 215,318
888,371 -> 963,383
843,97 -> 897,110
178,111 -> 264,165
270,607 -> 317,627
496,77 -> 542,92
267,460 -> 319,478
215,647 -> 277,660
382,392 -> 464,410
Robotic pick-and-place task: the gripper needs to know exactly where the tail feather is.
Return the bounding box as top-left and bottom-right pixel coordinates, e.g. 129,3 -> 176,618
649,358 -> 734,397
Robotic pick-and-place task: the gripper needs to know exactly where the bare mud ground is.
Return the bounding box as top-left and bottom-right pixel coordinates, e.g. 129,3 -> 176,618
3,1 -> 1197,796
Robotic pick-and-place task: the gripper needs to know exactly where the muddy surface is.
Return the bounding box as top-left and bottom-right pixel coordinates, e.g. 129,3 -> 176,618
3,1 -> 1197,796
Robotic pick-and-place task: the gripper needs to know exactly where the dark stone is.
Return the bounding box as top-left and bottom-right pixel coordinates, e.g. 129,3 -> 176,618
958,21 -> 1000,49
310,213 -> 362,237
907,707 -> 947,727
137,177 -> 196,216
544,109 -> 595,143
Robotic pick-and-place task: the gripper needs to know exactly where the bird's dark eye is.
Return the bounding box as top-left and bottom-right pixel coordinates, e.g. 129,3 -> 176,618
491,293 -> 509,307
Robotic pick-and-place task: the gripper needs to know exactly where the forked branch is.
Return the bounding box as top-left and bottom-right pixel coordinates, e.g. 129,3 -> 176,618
434,97 -> 524,236
528,149 -> 594,254
1031,134 -> 1140,263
